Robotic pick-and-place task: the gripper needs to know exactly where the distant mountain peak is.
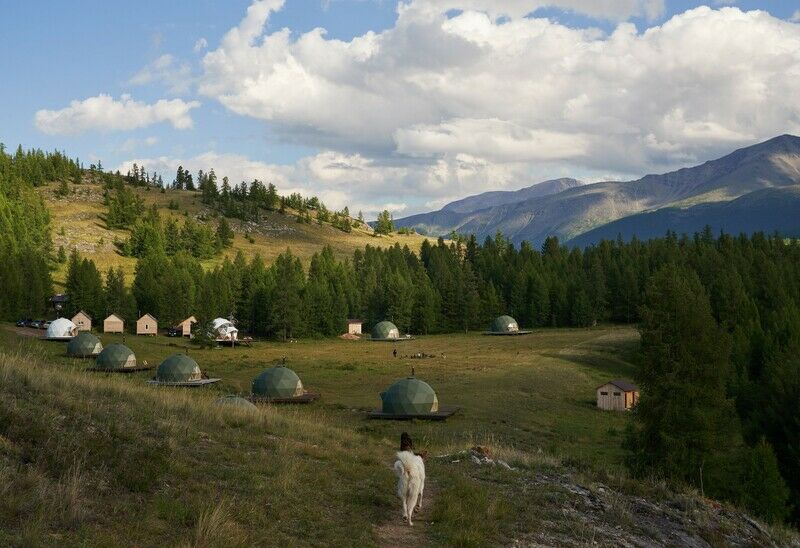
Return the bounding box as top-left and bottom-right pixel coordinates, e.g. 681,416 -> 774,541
394,134 -> 800,246
439,178 -> 583,214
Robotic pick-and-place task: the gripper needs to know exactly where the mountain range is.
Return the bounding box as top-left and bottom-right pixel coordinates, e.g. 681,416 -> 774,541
394,134 -> 800,247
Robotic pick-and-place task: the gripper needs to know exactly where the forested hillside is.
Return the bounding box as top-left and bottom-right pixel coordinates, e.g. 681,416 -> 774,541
0,145 -> 75,319
41,169 -> 431,287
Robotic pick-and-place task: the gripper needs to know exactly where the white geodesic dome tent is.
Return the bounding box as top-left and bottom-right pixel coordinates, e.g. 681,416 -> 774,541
211,318 -> 238,341
47,317 -> 78,339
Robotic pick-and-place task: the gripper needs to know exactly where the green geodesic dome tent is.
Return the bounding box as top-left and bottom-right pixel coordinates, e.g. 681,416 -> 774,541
156,353 -> 202,383
214,395 -> 257,410
67,332 -> 103,358
381,377 -> 439,415
252,366 -> 304,399
371,320 -> 400,340
490,315 -> 520,334
95,343 -> 136,370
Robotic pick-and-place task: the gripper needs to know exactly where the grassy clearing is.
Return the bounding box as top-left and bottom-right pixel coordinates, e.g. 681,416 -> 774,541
2,325 -> 795,546
8,325 -> 640,467
41,181 -> 434,287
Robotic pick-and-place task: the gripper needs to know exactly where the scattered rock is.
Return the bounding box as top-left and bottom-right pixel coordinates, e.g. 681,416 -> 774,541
436,447 -> 516,471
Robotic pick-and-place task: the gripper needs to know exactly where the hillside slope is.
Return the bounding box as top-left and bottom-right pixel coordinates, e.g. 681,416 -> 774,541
441,178 -> 582,214
397,135 -> 800,247
568,186 -> 800,247
394,178 -> 582,236
41,180 -> 434,286
0,334 -> 796,546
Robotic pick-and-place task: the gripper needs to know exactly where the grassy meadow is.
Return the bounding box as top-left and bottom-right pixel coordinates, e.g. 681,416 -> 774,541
6,325 -> 639,466
40,180 -> 434,287
1,324 -> 797,546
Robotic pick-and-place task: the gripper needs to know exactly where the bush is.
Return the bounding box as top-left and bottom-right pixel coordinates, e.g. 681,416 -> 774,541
738,440 -> 790,523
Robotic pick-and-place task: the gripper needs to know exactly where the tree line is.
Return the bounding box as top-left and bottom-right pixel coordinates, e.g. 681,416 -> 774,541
0,145 -> 63,320
170,165 -> 365,232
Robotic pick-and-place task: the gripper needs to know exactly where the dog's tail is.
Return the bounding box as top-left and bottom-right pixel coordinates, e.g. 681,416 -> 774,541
396,451 -> 418,475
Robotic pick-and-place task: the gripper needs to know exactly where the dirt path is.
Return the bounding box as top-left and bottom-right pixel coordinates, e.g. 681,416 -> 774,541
373,481 -> 439,547
1,324 -> 42,338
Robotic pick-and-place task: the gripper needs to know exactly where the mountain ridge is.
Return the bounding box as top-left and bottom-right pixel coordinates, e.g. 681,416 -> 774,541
395,134 -> 800,246
394,177 -> 582,237
568,186 -> 800,247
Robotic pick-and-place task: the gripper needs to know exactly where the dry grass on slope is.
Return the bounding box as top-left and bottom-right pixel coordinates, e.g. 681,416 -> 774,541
0,345 -> 395,546
40,180 -> 434,287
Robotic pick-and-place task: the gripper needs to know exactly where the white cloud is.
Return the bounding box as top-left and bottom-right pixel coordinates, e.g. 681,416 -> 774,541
189,2 -> 800,214
130,54 -> 194,94
791,10 -> 800,23
35,94 -> 200,136
395,118 -> 589,162
194,38 -> 208,52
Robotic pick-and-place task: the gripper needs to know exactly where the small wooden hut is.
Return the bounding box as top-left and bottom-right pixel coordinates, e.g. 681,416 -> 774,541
596,379 -> 639,411
103,314 -> 124,334
347,319 -> 363,335
179,316 -> 197,337
136,314 -> 158,336
72,310 -> 92,332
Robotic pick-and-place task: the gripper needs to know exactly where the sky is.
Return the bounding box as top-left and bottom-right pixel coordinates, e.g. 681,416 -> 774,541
1,0 -> 799,219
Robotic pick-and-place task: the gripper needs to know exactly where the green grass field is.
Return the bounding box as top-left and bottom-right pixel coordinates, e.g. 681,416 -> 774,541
1,325 -> 795,546
7,325 -> 640,466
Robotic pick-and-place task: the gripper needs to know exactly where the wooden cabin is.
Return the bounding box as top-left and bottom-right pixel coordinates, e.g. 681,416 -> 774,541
179,316 -> 197,337
72,310 -> 92,331
103,314 -> 124,334
347,319 -> 363,335
597,379 -> 639,411
136,314 -> 158,336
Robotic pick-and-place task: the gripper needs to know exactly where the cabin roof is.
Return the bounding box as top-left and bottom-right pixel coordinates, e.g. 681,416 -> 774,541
599,379 -> 638,392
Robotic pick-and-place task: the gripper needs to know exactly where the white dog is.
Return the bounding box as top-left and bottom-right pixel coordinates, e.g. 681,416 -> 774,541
394,449 -> 426,526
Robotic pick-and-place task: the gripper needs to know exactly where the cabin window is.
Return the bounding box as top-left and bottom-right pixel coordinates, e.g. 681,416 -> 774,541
600,391 -> 608,396
614,392 -> 621,396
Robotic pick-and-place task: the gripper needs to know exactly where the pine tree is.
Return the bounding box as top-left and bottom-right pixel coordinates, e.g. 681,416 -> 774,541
626,264 -> 741,498
374,210 -> 394,235
174,166 -> 185,190
738,439 -> 790,523
271,249 -> 304,340
104,267 -> 136,321
216,217 -> 234,249
65,252 -> 105,320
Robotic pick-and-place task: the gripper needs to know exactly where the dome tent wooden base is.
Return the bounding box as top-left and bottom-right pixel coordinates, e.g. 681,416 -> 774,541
87,365 -> 154,373
367,406 -> 460,421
